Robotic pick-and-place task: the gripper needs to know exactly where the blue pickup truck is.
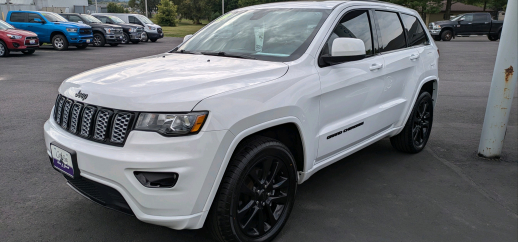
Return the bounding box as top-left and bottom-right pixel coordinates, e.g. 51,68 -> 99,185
6,11 -> 93,50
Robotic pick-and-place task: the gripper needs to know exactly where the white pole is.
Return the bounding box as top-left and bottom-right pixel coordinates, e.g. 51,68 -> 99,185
95,0 -> 98,13
478,0 -> 517,158
222,0 -> 224,14
145,0 -> 148,17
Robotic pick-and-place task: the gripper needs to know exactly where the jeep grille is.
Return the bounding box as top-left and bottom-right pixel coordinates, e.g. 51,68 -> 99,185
53,94 -> 136,146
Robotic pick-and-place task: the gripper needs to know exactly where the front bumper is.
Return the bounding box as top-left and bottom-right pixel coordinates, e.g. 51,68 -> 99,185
146,31 -> 164,39
68,33 -> 93,45
106,34 -> 124,43
6,37 -> 39,51
130,32 -> 143,40
44,117 -> 228,229
429,29 -> 441,35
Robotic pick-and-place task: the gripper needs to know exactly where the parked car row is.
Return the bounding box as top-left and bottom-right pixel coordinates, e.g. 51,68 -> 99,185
0,11 -> 164,57
428,12 -> 503,41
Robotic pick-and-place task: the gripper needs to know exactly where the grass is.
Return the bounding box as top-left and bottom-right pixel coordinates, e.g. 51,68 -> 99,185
152,18 -> 209,38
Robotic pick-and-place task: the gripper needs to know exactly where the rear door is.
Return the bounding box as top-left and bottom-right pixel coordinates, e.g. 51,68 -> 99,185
8,12 -> 28,30
472,13 -> 491,34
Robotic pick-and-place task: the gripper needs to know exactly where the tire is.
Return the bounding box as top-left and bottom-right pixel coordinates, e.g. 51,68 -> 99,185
76,44 -> 88,49
93,33 -> 105,47
206,136 -> 297,242
0,41 -> 9,57
22,49 -> 35,55
109,43 -> 119,47
131,40 -> 140,44
433,35 -> 441,41
150,38 -> 157,42
441,30 -> 453,41
141,32 -> 148,42
390,92 -> 434,153
52,34 -> 69,50
122,32 -> 130,44
487,33 -> 499,41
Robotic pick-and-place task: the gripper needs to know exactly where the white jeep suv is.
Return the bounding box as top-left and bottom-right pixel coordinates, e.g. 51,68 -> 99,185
44,1 -> 439,241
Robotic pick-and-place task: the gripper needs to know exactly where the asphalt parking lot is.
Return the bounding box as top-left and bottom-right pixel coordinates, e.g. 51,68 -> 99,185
0,36 -> 516,241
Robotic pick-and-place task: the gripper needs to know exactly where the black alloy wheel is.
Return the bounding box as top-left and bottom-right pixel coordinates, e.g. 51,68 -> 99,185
93,33 -> 105,47
207,136 -> 297,242
390,92 -> 434,153
441,30 -> 453,41
122,32 -> 130,44
487,34 -> 499,41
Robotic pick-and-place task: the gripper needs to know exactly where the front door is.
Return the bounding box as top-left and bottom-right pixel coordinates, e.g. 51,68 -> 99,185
457,14 -> 473,34
26,13 -> 48,42
316,9 -> 387,162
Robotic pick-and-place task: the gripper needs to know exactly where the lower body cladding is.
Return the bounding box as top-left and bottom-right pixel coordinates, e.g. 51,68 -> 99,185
106,34 -> 124,44
43,117 -> 231,229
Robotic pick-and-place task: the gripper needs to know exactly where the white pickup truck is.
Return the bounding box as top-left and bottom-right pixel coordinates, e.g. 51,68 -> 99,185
44,1 -> 439,241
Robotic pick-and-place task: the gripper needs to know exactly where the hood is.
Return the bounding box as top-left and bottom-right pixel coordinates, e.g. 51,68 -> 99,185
432,20 -> 453,25
146,23 -> 161,28
53,21 -> 91,29
59,53 -> 289,111
91,23 -> 123,29
3,29 -> 37,36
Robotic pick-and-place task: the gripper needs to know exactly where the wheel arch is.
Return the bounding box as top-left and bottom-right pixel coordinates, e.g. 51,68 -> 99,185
194,117 -> 306,228
440,27 -> 455,39
50,31 -> 66,40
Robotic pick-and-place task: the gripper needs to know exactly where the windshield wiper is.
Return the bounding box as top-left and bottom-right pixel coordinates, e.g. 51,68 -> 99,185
201,51 -> 257,60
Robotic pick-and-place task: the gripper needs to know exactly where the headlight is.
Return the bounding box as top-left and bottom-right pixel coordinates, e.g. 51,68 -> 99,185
147,26 -> 156,31
104,28 -> 115,34
128,28 -> 136,32
7,34 -> 22,39
135,112 -> 208,136
66,28 -> 78,33
434,24 -> 441,29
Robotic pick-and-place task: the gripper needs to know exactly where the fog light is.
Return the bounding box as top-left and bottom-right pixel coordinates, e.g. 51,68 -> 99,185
71,38 -> 77,40
134,172 -> 178,188
12,43 -> 19,48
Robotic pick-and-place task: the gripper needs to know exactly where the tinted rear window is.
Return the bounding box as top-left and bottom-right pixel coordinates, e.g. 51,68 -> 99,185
376,11 -> 406,52
400,14 -> 428,46
10,12 -> 26,22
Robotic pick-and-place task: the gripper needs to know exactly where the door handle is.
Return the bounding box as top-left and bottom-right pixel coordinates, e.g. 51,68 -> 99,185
369,63 -> 383,71
468,23 -> 472,24
410,53 -> 420,60
485,22 -> 489,24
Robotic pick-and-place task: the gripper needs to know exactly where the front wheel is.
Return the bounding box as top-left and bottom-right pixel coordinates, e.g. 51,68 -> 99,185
122,32 -> 130,44
141,32 -> 148,42
0,41 -> 10,57
93,33 -> 105,47
441,30 -> 453,41
22,49 -> 35,55
390,92 -> 434,153
206,136 -> 297,242
52,34 -> 69,50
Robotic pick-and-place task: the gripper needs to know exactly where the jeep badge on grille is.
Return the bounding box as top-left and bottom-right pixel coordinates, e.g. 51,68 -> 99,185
75,91 -> 88,101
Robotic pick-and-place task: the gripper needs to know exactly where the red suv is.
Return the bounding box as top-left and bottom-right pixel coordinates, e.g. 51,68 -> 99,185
0,19 -> 39,57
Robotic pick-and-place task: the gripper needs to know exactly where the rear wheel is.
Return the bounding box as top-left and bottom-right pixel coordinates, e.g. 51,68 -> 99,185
122,32 -> 130,44
0,41 -> 10,57
390,92 -> 434,153
22,49 -> 35,55
487,34 -> 499,41
207,136 -> 297,242
441,30 -> 453,41
52,34 -> 69,50
93,33 -> 105,47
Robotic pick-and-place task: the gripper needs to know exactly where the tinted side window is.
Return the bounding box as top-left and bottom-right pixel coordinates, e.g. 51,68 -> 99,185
473,14 -> 487,21
375,11 -> 406,52
97,16 -> 108,23
462,14 -> 473,21
10,12 -> 26,22
68,15 -> 83,23
400,14 -> 428,46
322,10 -> 373,56
129,16 -> 140,24
28,13 -> 41,23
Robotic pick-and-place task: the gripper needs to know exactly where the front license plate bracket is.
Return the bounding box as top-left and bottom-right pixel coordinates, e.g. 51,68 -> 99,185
50,142 -> 80,179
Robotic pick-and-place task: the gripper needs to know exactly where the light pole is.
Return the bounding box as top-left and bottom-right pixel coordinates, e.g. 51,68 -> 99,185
478,0 -> 517,158
145,0 -> 148,17
95,0 -> 98,13
222,0 -> 224,14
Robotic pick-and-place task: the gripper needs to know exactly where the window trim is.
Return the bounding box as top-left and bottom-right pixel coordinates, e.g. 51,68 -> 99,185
317,8 -> 379,68
400,12 -> 430,48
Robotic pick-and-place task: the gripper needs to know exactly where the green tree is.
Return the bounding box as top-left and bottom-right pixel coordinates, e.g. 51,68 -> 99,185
107,2 -> 127,13
386,0 -> 442,19
156,0 -> 178,26
178,0 -> 212,24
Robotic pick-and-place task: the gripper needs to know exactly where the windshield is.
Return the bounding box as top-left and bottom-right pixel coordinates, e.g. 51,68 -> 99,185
0,20 -> 14,30
42,12 -> 68,22
176,9 -> 329,62
83,15 -> 101,23
108,16 -> 125,24
451,15 -> 464,21
136,15 -> 153,24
